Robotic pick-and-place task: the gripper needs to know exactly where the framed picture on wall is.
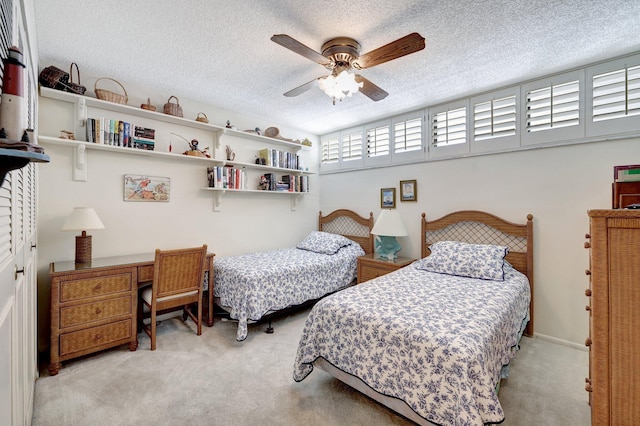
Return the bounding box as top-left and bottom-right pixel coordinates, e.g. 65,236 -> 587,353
380,188 -> 396,208
123,174 -> 170,202
400,180 -> 417,202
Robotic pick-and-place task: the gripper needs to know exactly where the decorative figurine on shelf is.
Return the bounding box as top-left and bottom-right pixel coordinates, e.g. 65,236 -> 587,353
0,46 -> 26,142
171,132 -> 209,158
225,145 -> 235,161
225,120 -> 237,130
258,175 -> 269,190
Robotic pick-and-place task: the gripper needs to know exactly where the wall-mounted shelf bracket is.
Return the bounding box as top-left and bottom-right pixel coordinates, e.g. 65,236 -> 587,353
73,144 -> 87,181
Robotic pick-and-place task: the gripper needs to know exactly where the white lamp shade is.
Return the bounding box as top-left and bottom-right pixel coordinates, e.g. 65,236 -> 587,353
371,210 -> 408,237
61,207 -> 105,231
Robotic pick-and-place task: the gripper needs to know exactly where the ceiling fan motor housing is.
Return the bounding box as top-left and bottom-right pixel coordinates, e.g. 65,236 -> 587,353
321,37 -> 361,68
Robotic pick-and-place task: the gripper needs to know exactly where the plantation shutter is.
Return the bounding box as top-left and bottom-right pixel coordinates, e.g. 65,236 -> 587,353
366,124 -> 390,157
592,65 -> 640,122
342,130 -> 363,161
394,117 -> 422,153
526,80 -> 580,132
474,95 -> 516,141
0,172 -> 12,264
432,107 -> 466,147
321,135 -> 339,164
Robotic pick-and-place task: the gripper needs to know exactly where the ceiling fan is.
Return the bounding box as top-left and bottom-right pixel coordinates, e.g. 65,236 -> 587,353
271,32 -> 425,104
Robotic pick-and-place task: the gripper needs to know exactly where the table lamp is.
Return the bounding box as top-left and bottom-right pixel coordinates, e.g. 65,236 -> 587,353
62,207 -> 104,263
371,209 -> 408,261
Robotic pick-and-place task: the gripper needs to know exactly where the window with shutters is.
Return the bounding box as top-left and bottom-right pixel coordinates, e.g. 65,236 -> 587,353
363,120 -> 391,167
320,132 -> 340,172
391,112 -> 424,163
340,127 -> 364,169
342,131 -> 362,161
587,54 -> 640,136
366,124 -> 389,157
521,70 -> 585,145
432,107 -> 466,146
429,100 -> 469,158
471,87 -> 519,153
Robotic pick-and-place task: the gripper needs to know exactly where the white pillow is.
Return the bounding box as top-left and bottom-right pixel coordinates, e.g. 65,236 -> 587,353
296,231 -> 353,255
415,240 -> 508,281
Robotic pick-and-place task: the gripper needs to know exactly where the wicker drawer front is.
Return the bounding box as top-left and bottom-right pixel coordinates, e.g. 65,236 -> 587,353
60,296 -> 132,328
361,264 -> 391,280
60,274 -> 132,302
60,320 -> 132,356
137,265 -> 154,282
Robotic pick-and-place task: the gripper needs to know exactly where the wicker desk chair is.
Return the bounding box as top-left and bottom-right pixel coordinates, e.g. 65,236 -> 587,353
140,245 -> 207,350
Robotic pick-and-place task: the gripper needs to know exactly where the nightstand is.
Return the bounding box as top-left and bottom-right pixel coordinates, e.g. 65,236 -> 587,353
357,253 -> 415,283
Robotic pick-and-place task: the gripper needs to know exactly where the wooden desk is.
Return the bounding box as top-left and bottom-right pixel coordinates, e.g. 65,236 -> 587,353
49,252 -> 214,375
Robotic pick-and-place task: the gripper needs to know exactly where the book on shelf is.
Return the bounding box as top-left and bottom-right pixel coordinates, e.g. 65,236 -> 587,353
615,164 -> 640,182
258,148 -> 299,170
132,138 -> 155,151
207,166 -> 245,190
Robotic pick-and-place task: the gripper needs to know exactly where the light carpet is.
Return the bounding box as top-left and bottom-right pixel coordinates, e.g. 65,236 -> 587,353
32,307 -> 591,425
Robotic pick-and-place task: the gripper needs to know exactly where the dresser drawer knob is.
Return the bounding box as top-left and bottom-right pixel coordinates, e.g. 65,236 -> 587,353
584,242 -> 591,249
585,377 -> 591,384
585,233 -> 590,239
585,337 -> 592,347
94,333 -> 103,341
95,307 -> 102,315
585,288 -> 592,297
585,305 -> 591,311
585,269 -> 591,276
93,283 -> 102,292
585,384 -> 593,392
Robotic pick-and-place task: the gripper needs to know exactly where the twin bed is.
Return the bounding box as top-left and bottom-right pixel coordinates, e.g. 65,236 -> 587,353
213,209 -> 374,341
211,208 -> 533,425
293,210 -> 534,426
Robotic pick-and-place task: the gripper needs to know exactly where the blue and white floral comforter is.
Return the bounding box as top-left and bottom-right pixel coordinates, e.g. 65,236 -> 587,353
215,244 -> 364,341
293,262 -> 530,426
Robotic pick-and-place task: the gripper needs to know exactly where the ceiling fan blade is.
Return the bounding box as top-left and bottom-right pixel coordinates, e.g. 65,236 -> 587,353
355,75 -> 388,101
271,34 -> 332,66
283,78 -> 323,97
352,32 -> 425,70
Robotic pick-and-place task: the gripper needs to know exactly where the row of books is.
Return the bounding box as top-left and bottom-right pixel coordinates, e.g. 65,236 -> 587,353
85,117 -> 156,151
614,164 -> 640,182
258,148 -> 300,170
207,166 -> 246,190
261,172 -> 309,192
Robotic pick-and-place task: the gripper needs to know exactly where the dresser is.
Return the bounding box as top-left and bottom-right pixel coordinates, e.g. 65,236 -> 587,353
357,254 -> 415,283
585,209 -> 640,425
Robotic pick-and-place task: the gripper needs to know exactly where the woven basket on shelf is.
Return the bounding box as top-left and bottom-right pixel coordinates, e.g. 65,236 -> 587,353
163,96 -> 183,117
140,97 -> 156,111
94,78 -> 128,105
195,112 -> 209,123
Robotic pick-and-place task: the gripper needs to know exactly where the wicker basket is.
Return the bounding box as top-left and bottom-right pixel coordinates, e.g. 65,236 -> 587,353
140,97 -> 156,111
195,112 -> 209,123
94,78 -> 128,105
163,96 -> 183,117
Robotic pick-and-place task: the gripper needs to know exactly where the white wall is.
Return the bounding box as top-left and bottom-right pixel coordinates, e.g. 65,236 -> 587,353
319,137 -> 640,346
36,75 -> 319,351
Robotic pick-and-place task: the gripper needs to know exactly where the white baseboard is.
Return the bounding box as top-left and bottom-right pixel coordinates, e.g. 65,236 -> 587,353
532,333 -> 588,351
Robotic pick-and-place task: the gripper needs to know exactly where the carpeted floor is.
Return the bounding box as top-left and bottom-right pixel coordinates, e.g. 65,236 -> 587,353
32,307 -> 591,425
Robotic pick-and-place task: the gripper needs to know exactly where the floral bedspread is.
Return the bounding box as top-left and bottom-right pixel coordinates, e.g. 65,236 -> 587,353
214,244 -> 364,341
293,262 -> 530,426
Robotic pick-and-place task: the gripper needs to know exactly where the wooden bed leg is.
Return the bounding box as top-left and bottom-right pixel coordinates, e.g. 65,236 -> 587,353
265,320 -> 274,334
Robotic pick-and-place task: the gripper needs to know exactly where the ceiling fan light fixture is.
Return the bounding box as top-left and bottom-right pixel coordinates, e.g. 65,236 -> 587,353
318,69 -> 363,104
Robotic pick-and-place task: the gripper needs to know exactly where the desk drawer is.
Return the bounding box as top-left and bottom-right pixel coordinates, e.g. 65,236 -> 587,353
60,273 -> 132,302
138,265 -> 154,282
60,320 -> 132,356
60,296 -> 132,328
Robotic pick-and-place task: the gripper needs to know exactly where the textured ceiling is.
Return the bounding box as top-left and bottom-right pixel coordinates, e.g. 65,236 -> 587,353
35,0 -> 640,135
